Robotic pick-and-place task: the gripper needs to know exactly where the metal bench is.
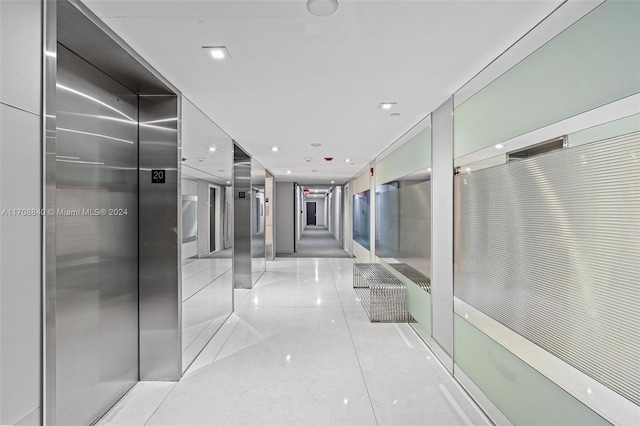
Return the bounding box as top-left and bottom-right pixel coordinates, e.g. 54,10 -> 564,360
388,263 -> 431,293
352,263 -> 412,322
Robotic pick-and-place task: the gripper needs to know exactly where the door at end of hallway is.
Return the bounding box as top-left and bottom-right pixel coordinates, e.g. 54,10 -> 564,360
306,202 -> 316,226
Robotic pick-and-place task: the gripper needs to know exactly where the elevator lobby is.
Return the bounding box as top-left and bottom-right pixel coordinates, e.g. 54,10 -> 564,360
0,1 -> 639,425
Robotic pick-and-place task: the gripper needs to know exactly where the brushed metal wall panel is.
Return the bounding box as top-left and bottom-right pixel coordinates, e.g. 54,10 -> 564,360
55,46 -> 139,425
233,144 -> 252,289
43,2 -> 57,423
139,95 -> 181,380
454,131 -> 640,405
251,159 -> 266,284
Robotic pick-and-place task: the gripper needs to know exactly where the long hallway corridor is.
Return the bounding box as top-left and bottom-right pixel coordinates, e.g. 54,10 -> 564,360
98,258 -> 489,426
282,226 -> 350,258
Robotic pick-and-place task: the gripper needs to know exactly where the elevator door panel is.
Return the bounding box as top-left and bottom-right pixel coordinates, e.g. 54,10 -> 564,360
56,45 -> 138,425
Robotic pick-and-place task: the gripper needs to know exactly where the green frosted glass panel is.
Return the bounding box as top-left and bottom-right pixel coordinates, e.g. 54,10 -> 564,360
405,281 -> 430,334
454,1 -> 640,158
375,127 -> 431,186
454,315 -> 608,426
382,262 -> 431,333
568,113 -> 640,147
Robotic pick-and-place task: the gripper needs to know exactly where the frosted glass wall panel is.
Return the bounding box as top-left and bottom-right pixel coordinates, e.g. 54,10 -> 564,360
568,113 -> 640,148
454,1 -> 640,158
376,180 -> 431,276
454,315 -> 607,425
353,190 -> 370,249
454,131 -> 640,405
375,127 -> 431,186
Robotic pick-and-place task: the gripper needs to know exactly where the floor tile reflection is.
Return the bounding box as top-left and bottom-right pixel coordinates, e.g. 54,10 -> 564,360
100,257 -> 489,426
182,258 -> 233,371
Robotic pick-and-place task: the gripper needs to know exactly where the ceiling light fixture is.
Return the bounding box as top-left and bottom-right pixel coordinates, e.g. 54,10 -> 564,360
345,159 -> 351,163
331,181 -> 335,184
307,0 -> 338,17
495,144 -> 504,149
203,46 -> 231,60
272,146 -> 279,152
311,143 -> 322,147
286,170 -> 292,174
209,147 -> 216,152
378,102 -> 397,110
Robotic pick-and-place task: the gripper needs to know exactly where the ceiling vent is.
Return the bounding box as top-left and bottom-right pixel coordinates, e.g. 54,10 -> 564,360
508,136 -> 566,162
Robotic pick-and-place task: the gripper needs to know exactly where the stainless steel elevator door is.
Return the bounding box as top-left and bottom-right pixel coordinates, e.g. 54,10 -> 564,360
56,45 -> 138,425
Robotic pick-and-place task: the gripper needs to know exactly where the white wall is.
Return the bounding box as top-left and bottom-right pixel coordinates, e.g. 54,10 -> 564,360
296,185 -> 303,246
333,187 -> 341,244
0,1 -> 42,424
275,182 -> 294,254
431,97 -> 455,370
342,183 -> 352,255
265,175 -> 274,260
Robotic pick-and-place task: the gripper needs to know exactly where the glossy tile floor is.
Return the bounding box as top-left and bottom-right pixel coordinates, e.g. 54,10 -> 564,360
99,258 -> 490,426
182,258 -> 233,371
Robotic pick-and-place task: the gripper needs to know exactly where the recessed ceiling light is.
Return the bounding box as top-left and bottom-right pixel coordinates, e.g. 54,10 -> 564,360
311,143 -> 322,147
272,146 -> 279,152
209,147 -> 216,152
428,168 -> 432,172
465,167 -> 471,172
307,0 -> 339,17
226,181 -> 231,184
345,159 -> 351,163
390,113 -> 400,117
203,46 -> 231,60
286,170 -> 292,174
378,102 -> 397,110
495,144 -> 504,149
331,181 -> 335,184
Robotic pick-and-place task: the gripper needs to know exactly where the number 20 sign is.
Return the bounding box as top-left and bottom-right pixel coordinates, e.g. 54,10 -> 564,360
151,170 -> 165,183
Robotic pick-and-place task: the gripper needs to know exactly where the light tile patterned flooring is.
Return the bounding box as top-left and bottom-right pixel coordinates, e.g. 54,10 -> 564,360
98,258 -> 490,426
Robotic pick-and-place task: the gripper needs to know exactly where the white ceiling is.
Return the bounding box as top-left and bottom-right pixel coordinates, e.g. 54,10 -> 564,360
82,0 -> 562,185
